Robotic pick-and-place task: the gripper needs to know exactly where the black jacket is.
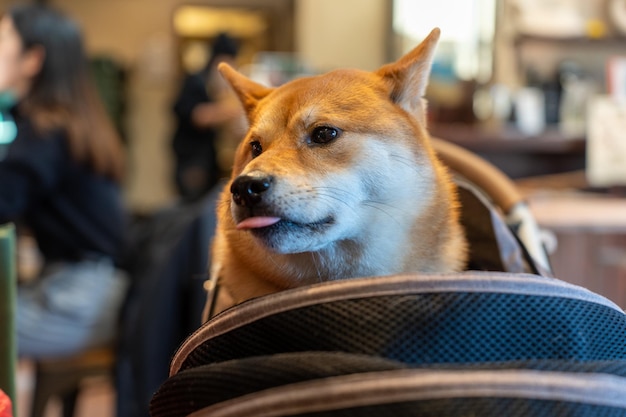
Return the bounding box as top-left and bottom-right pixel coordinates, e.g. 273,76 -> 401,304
0,110 -> 127,262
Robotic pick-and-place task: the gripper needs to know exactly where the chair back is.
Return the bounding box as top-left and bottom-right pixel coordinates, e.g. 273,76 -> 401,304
0,223 -> 16,417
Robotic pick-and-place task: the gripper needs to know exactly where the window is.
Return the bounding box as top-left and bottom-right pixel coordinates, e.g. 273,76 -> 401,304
392,0 -> 496,82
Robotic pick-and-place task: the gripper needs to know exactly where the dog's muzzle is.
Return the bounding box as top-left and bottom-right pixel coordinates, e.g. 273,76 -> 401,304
231,174 -> 273,207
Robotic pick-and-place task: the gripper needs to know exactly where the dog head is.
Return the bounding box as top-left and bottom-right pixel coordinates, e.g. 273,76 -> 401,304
217,28 -> 462,271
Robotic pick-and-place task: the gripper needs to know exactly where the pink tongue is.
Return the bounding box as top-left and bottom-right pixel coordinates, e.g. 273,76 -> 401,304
236,216 -> 281,230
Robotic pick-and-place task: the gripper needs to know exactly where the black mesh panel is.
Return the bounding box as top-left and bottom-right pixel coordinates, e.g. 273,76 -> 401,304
181,293 -> 626,371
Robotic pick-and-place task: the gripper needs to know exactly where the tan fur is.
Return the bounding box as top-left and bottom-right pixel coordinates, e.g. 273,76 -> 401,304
205,28 -> 468,317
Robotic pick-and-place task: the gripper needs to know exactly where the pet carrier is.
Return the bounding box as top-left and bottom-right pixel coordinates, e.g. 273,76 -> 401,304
149,140 -> 626,417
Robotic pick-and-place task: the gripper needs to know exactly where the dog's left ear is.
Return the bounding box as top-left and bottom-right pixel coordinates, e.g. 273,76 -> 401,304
218,63 -> 273,118
376,27 -> 440,124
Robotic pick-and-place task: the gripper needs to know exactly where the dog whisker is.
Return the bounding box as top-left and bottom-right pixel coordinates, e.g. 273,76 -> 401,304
312,187 -> 360,209
262,249 -> 283,273
312,187 -> 357,204
361,200 -> 409,228
314,187 -> 412,227
314,192 -> 363,220
389,154 -> 431,179
309,252 -> 324,283
389,153 -> 415,167
312,185 -> 355,195
314,192 -> 352,207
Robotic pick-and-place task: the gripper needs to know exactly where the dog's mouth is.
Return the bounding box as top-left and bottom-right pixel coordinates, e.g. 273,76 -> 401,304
238,215 -> 335,253
236,214 -> 334,254
231,195 -> 337,252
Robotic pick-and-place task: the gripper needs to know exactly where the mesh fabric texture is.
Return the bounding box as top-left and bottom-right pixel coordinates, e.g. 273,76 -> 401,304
179,292 -> 626,371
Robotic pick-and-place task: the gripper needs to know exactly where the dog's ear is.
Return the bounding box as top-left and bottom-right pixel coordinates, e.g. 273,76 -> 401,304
218,63 -> 273,117
376,27 -> 440,124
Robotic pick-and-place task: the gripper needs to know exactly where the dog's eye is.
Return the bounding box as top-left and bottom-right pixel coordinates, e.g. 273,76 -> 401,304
310,126 -> 341,144
250,140 -> 262,158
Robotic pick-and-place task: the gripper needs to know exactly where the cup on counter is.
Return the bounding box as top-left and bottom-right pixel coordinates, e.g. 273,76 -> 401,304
514,87 -> 546,136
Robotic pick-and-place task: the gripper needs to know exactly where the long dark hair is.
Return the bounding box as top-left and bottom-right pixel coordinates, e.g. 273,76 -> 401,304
9,4 -> 124,182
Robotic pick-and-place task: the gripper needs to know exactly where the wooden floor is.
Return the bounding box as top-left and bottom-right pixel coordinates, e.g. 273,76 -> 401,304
16,360 -> 115,417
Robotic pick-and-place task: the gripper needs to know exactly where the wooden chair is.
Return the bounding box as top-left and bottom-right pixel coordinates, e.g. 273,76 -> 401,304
30,346 -> 115,417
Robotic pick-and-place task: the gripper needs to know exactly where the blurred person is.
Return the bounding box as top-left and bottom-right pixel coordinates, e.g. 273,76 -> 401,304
0,4 -> 129,358
171,33 -> 243,202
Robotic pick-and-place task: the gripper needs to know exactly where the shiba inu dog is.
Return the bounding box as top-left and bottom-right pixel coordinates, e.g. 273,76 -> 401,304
204,28 -> 467,318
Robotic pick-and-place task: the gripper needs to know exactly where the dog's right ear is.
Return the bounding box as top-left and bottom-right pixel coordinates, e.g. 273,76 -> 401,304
218,63 -> 273,117
375,28 -> 440,125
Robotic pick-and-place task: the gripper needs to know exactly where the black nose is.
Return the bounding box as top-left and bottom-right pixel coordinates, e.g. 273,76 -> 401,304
230,175 -> 272,207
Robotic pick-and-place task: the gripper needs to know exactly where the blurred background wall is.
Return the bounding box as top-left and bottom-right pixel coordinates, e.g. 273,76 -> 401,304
0,0 -> 623,211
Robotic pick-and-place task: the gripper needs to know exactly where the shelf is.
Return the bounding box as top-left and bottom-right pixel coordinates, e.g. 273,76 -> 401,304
430,124 -> 587,179
430,124 -> 586,154
515,34 -> 626,46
